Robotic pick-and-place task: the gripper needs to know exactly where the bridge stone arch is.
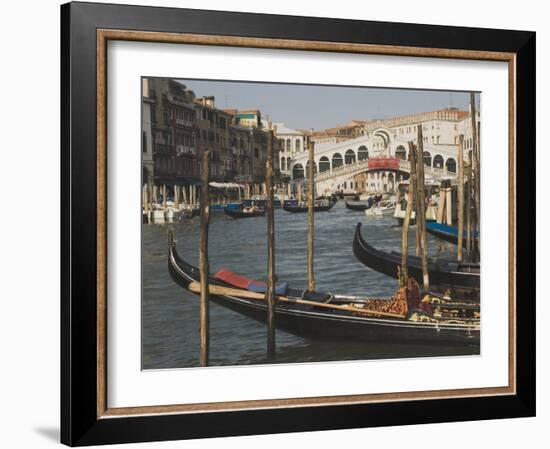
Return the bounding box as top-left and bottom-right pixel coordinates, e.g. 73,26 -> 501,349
345,149 -> 356,165
433,154 -> 444,169
318,156 -> 330,173
423,151 -> 432,167
358,145 -> 369,161
445,157 -> 457,173
373,128 -> 392,146
395,145 -> 407,160
332,152 -> 343,169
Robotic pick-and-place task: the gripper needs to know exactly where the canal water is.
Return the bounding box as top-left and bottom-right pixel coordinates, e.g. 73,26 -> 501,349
142,201 -> 479,369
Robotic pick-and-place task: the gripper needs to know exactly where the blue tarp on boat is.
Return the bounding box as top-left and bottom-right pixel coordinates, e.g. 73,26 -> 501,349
426,222 -> 479,238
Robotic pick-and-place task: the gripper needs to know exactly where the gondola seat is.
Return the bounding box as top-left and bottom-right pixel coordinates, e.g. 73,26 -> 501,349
213,268 -> 288,295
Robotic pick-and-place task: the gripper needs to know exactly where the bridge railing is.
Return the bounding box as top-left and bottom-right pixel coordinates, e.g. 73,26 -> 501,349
312,157 -> 453,182
314,159 -> 370,182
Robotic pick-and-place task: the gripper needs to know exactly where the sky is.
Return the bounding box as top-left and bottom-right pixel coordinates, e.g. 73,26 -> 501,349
176,78 -> 479,131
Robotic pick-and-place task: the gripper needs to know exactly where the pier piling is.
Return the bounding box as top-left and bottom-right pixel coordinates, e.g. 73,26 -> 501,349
199,150 -> 211,367
457,135 -> 465,262
404,141 -> 419,285
415,127 -> 430,289
266,130 -> 276,359
467,150 -> 473,259
470,93 -> 480,262
307,139 -> 316,292
400,157 -> 415,285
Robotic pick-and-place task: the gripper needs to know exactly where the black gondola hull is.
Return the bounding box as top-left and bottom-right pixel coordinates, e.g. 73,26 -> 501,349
223,207 -> 266,218
353,223 -> 480,292
345,201 -> 371,211
168,237 -> 479,345
282,202 -> 335,213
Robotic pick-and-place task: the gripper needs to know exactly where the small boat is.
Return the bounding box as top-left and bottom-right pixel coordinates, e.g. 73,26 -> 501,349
224,205 -> 266,219
352,223 -> 480,291
168,233 -> 479,344
365,199 -> 396,216
345,198 -> 374,212
426,222 -> 479,247
242,198 -> 266,209
175,208 -> 194,220
393,180 -> 439,225
282,199 -> 335,213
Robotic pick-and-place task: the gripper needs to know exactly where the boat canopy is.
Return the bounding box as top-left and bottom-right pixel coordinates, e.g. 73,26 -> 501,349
209,182 -> 244,189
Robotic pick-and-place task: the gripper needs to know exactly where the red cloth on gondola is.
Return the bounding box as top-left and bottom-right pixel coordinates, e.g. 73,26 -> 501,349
213,268 -> 251,289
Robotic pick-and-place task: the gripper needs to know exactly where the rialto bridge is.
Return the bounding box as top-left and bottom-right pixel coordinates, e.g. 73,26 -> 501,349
288,127 -> 461,196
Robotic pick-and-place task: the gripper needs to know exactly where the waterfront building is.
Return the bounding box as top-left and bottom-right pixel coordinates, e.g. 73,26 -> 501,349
288,107 -> 480,196
145,78 -> 198,186
234,109 -> 262,128
310,120 -> 366,145
272,123 -> 309,177
141,78 -> 154,187
194,96 -> 234,181
142,78 -> 281,191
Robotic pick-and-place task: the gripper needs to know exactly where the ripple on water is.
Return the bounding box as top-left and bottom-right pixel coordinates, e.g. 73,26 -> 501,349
142,201 -> 475,369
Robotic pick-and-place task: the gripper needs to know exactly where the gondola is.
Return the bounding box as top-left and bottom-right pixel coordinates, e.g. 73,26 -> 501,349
345,200 -> 372,211
282,199 -> 335,213
168,232 -> 479,344
426,222 -> 479,247
353,223 -> 480,291
224,206 -> 266,219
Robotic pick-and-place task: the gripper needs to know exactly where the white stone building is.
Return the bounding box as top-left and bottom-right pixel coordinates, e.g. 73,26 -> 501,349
288,107 -> 481,195
272,123 -> 308,176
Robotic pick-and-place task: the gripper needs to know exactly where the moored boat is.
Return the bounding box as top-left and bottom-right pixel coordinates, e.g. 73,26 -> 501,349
365,199 -> 396,216
352,223 -> 480,292
224,205 -> 266,218
282,199 -> 335,213
393,180 -> 440,226
345,198 -> 374,211
426,222 -> 479,247
168,232 -> 479,344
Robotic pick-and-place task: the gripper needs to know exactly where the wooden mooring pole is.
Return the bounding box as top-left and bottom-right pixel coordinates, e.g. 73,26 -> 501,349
415,127 -> 430,289
402,142 -> 419,285
470,92 -> 481,261
400,168 -> 414,285
199,150 -> 211,367
466,150 -> 473,259
307,139 -> 316,291
143,184 -> 149,213
266,130 -> 276,358
457,135 -> 465,262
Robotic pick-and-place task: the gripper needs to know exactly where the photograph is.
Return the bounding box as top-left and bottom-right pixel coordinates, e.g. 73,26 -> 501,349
141,77 -> 481,369
53,1 -> 536,446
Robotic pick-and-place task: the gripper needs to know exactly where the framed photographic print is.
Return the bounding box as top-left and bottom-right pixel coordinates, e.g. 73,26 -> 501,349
61,1 -> 536,446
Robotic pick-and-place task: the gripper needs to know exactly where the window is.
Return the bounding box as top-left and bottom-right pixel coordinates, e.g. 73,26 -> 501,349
142,131 -> 147,153
319,156 -> 330,172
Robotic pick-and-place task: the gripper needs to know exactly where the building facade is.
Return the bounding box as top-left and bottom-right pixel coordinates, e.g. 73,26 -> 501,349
144,78 -> 198,186
141,79 -> 155,187
142,78 -> 281,188
272,123 -> 309,177
288,107 -> 481,196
